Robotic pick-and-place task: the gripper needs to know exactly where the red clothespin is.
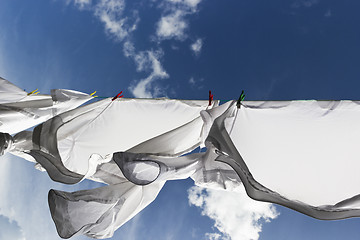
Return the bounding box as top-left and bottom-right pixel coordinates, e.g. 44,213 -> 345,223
112,91 -> 124,101
209,90 -> 214,106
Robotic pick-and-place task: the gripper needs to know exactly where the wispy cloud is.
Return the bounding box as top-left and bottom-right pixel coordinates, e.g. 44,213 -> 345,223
188,185 -> 279,240
68,0 -> 173,98
206,232 -> 222,240
190,38 -> 203,55
156,0 -> 203,41
68,0 -> 139,41
73,0 -> 92,9
156,10 -> 188,40
164,0 -> 202,12
67,0 -> 205,98
0,215 -> 25,240
126,45 -> 169,98
188,76 -> 204,89
94,0 -> 139,41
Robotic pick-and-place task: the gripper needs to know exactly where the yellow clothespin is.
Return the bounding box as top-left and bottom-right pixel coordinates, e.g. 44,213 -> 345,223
27,89 -> 40,96
90,91 -> 98,98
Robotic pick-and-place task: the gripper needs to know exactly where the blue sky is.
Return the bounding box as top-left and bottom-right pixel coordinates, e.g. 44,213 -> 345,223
1,0 -> 360,239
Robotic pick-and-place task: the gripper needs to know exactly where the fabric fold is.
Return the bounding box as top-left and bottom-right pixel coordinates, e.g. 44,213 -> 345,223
9,98 -> 213,184
0,77 -> 93,134
48,181 -> 164,239
206,100 -> 360,220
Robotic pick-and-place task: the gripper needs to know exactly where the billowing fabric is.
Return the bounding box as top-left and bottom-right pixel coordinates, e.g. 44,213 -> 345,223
48,180 -> 165,239
115,100 -> 241,190
5,98 -> 216,239
21,98 -> 217,183
202,100 -> 360,220
6,98 -> 360,239
118,100 -> 360,220
0,77 -> 93,134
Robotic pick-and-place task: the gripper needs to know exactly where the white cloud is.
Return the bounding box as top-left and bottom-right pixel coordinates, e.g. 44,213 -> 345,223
206,233 -> 222,240
129,76 -> 154,98
69,0 -> 169,98
188,77 -> 204,89
156,10 -> 188,40
184,0 -> 202,9
67,0 -> 205,98
94,0 -> 139,41
69,0 -> 139,41
124,41 -> 169,97
165,0 -> 202,12
74,0 -> 92,9
190,38 -> 202,55
134,51 -> 153,72
123,40 -> 136,57
156,0 -> 202,41
188,185 -> 279,240
128,50 -> 169,98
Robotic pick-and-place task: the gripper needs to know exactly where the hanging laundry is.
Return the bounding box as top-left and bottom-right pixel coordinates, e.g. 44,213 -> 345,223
0,77 -> 94,134
2,91 -> 360,239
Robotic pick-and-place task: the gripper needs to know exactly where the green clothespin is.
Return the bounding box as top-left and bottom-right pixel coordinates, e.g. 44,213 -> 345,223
237,90 -> 245,108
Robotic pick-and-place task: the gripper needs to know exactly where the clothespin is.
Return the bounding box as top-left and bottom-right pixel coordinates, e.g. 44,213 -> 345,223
209,90 -> 214,106
90,91 -> 98,98
27,89 -> 40,96
112,91 -> 124,101
237,90 -> 245,108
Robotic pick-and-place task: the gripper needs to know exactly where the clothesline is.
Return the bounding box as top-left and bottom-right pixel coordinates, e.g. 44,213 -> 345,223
4,77 -> 360,239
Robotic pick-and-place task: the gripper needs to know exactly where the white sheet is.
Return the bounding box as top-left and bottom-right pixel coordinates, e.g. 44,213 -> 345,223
233,100 -> 360,206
